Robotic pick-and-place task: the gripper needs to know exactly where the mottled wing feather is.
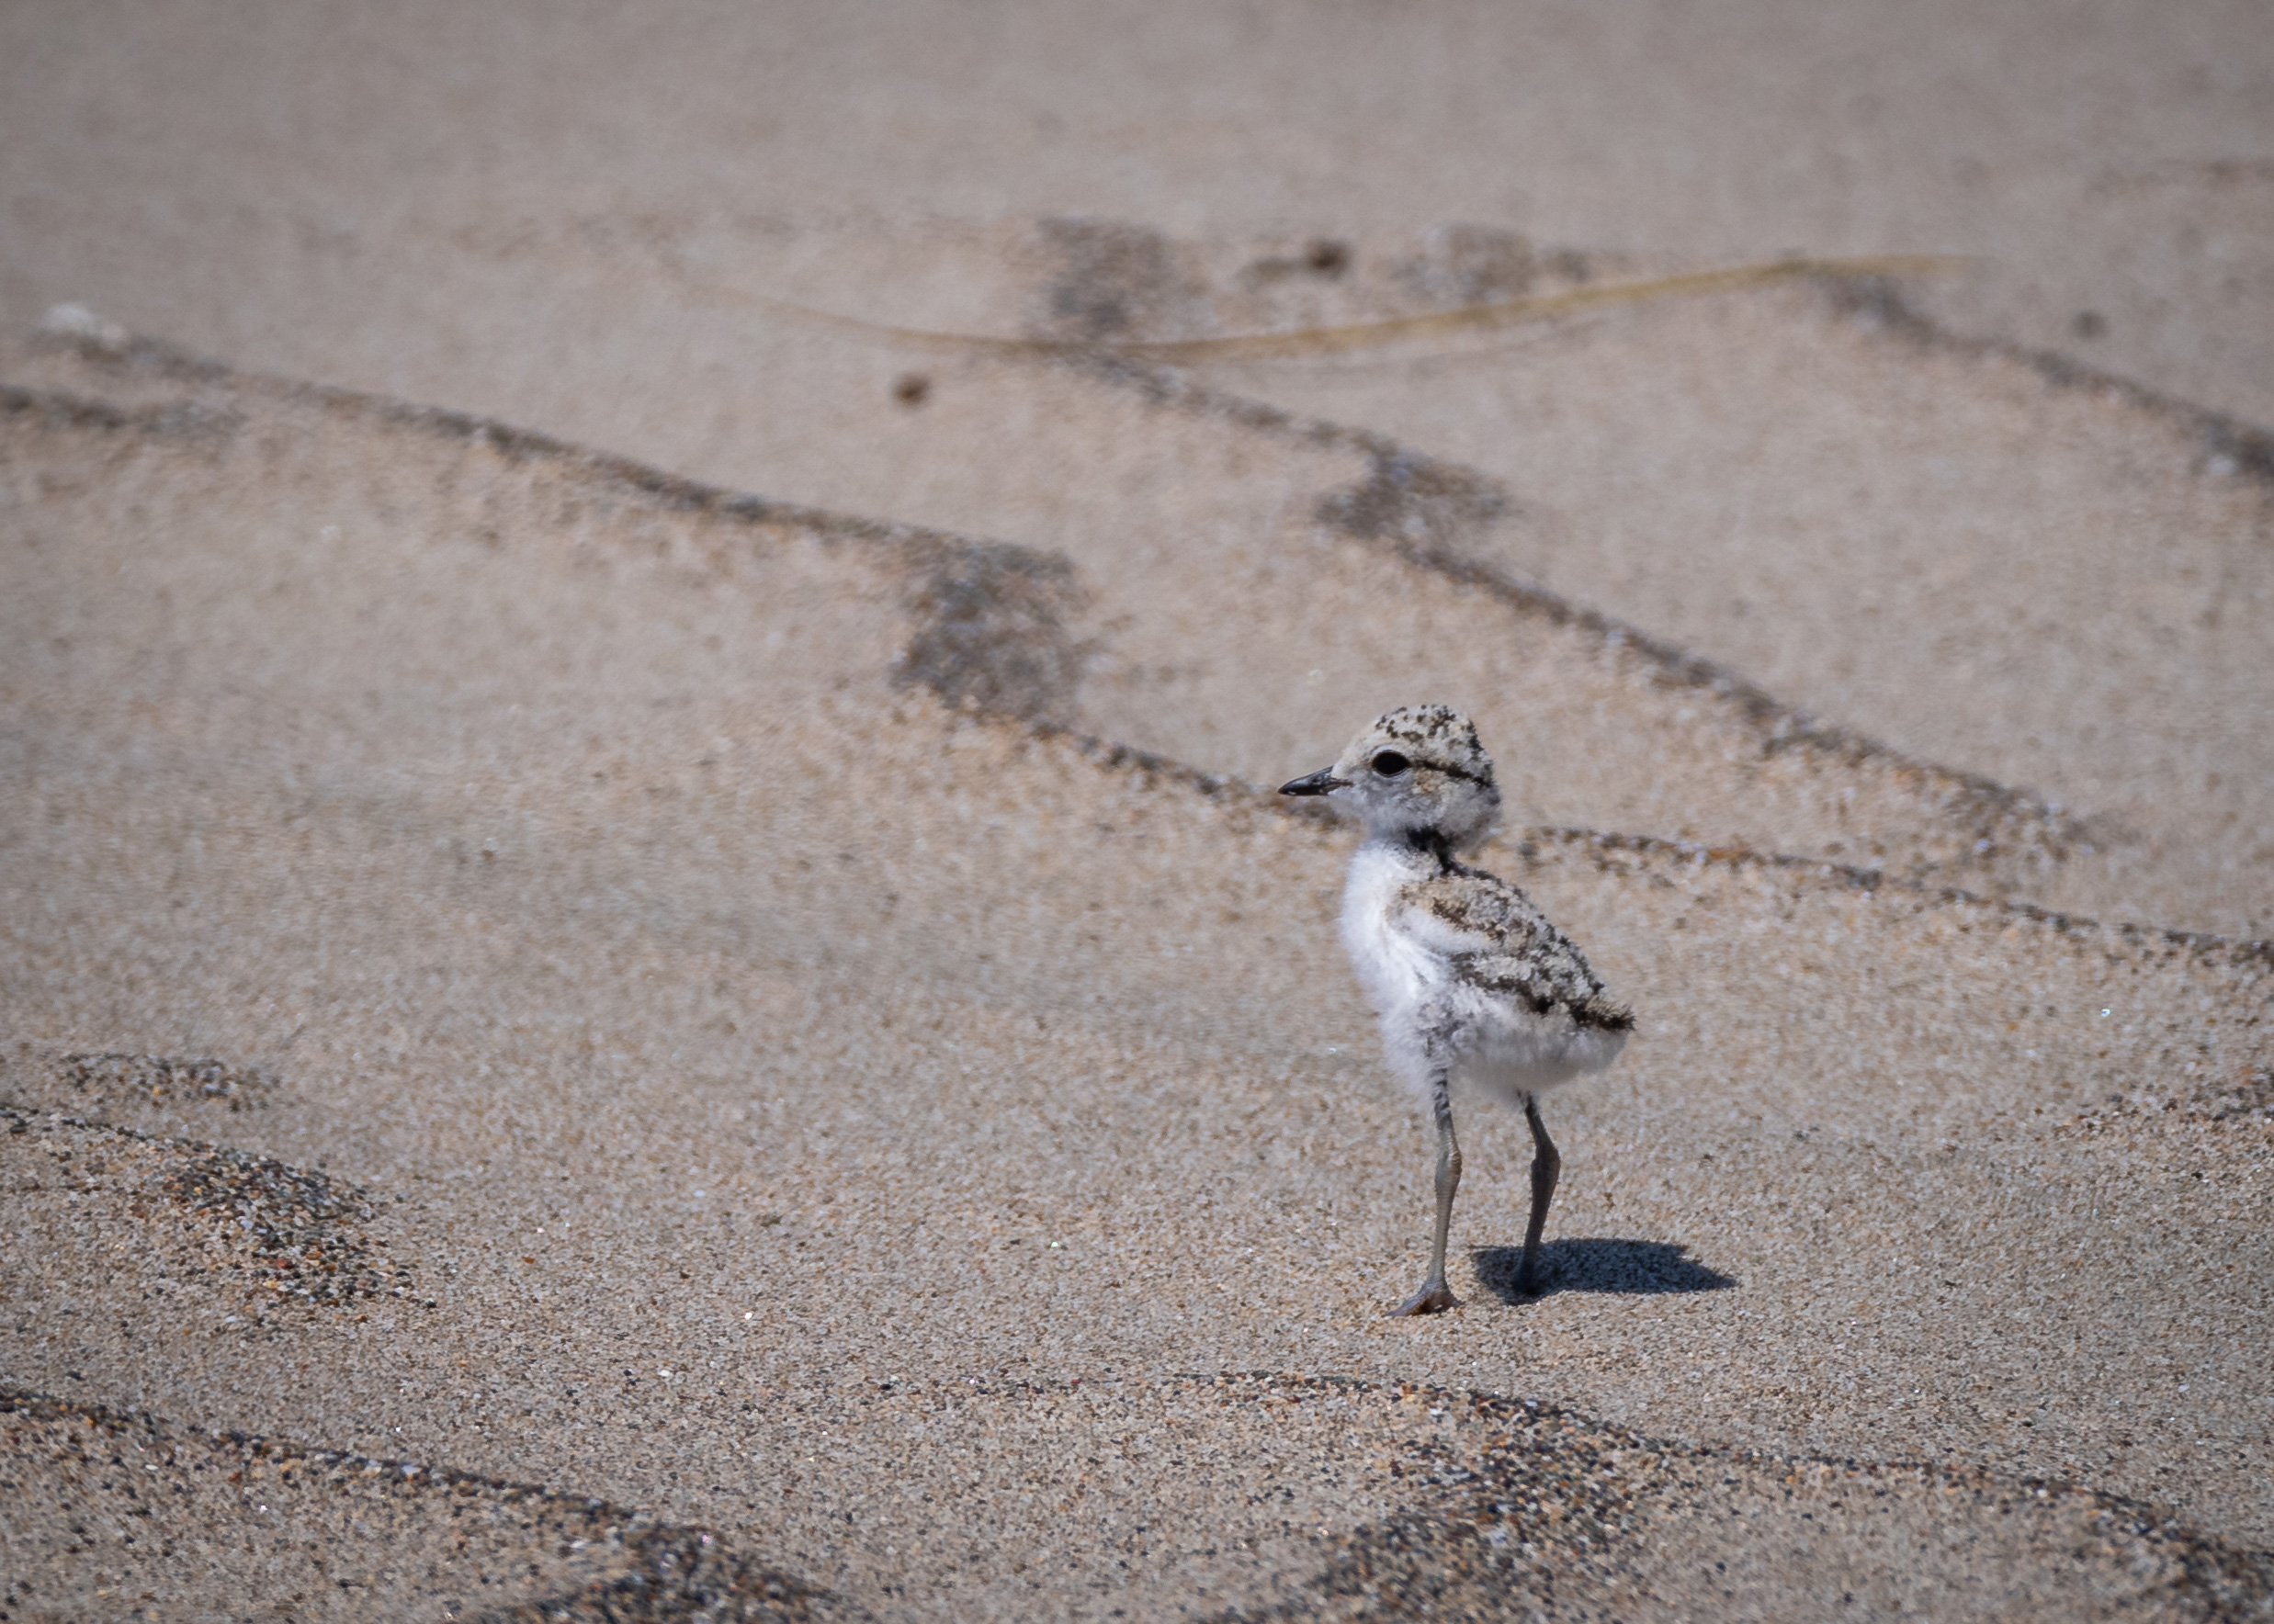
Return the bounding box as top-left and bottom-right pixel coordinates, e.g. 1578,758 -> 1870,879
1394,868 -> 1634,1032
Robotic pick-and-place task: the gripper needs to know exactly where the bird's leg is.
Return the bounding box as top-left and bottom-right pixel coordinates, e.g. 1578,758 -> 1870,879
1394,1074 -> 1462,1315
1517,1092 -> 1561,1296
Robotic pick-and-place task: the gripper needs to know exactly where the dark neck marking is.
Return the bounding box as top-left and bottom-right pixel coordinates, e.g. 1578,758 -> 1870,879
1399,828 -> 1455,869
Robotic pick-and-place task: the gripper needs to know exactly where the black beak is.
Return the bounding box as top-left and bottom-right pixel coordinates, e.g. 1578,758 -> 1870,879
1279,768 -> 1347,797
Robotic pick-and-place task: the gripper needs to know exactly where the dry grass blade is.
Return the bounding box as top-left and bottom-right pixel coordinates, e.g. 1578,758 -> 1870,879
669,253 -> 1965,362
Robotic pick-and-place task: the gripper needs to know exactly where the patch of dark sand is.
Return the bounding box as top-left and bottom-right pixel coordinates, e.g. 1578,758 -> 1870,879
1214,1377 -> 2274,1624
891,541 -> 1092,727
1013,219 -> 1621,353
48,1050 -> 276,1115
0,1388 -> 843,1624
0,1103 -> 413,1325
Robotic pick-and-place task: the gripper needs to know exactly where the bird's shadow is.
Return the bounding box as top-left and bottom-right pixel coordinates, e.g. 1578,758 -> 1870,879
1471,1238 -> 1736,1303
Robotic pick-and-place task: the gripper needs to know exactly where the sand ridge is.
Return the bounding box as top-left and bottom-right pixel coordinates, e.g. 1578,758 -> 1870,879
0,1386 -> 843,1622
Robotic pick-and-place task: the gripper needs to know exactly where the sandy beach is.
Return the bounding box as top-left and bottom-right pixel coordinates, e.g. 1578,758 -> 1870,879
2,4 -> 2270,1618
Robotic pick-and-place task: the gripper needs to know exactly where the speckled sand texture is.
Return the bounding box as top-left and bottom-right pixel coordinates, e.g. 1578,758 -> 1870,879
3,4 -> 2271,1619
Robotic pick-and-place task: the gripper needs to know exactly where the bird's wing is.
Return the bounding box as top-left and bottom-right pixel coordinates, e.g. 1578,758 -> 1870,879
1393,868 -> 1634,1030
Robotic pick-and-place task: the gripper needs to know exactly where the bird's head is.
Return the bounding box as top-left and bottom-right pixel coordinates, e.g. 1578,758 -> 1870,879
1281,705 -> 1501,851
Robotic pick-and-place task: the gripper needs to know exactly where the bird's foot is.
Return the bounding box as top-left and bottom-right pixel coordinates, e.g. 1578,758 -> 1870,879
1391,1281 -> 1462,1317
1514,1246 -> 1551,1298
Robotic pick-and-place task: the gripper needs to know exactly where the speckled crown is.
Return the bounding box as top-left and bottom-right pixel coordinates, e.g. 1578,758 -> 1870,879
1360,705 -> 1495,787
1330,705 -> 1502,849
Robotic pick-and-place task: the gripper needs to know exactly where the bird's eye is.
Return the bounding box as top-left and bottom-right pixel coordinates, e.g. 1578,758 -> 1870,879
1371,750 -> 1411,777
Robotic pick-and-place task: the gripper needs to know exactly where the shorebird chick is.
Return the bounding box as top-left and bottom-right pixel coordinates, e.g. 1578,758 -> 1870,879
1283,705 -> 1632,1315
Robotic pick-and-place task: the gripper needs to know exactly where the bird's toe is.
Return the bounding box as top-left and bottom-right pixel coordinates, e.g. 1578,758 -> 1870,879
1391,1282 -> 1462,1316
